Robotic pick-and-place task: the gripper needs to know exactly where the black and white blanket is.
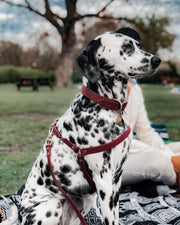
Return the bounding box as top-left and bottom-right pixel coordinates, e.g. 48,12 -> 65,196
84,186 -> 180,225
1,184 -> 180,225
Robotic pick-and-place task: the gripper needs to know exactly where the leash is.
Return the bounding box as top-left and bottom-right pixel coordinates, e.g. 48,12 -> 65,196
46,86 -> 131,225
46,120 -> 88,225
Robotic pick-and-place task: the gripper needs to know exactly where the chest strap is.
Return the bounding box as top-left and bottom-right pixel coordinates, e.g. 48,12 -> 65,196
53,123 -> 131,190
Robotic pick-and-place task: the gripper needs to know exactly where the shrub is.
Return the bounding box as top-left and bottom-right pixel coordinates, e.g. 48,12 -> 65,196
0,65 -> 55,83
71,72 -> 82,83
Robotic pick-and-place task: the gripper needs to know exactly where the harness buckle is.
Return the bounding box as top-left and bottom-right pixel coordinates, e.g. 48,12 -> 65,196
114,99 -> 128,113
72,145 -> 79,153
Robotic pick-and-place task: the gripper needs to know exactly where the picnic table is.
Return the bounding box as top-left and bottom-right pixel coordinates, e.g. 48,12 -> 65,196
16,78 -> 54,91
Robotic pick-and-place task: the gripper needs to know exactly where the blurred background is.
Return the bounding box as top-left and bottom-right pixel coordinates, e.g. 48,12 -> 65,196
0,0 -> 180,86
0,0 -> 179,194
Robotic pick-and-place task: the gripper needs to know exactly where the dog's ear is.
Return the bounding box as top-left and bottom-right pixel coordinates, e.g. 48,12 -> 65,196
76,38 -> 101,83
116,27 -> 141,47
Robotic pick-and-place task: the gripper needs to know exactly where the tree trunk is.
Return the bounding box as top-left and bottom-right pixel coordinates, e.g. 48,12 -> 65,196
55,44 -> 75,87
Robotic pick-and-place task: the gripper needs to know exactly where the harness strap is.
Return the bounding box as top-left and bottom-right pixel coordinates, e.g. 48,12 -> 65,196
53,124 -> 131,190
46,144 -> 88,225
77,154 -> 96,190
46,116 -> 131,225
80,126 -> 131,156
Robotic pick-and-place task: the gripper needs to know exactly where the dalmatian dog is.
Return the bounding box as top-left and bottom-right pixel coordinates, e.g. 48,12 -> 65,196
18,27 -> 161,225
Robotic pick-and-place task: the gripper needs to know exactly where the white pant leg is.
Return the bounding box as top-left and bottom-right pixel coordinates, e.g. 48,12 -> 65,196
122,150 -> 176,187
167,141 -> 180,155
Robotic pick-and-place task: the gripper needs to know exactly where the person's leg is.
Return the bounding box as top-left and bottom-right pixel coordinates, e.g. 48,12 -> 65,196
167,142 -> 180,155
121,150 -> 176,186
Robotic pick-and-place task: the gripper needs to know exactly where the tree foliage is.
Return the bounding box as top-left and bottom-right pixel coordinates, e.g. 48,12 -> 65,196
0,41 -> 23,66
132,15 -> 175,55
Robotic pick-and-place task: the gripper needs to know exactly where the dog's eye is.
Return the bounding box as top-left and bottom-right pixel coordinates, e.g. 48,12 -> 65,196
136,42 -> 141,48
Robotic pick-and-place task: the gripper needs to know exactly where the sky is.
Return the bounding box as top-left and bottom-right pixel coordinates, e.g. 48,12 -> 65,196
0,0 -> 180,60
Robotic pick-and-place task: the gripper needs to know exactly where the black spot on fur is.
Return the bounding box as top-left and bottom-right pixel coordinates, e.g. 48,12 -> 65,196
63,122 -> 73,131
114,191 -> 119,207
105,217 -> 109,225
44,164 -> 51,177
39,160 -> 43,168
137,64 -> 149,72
58,173 -> 71,186
114,169 -> 123,184
144,52 -> 151,57
120,50 -> 123,56
103,149 -> 111,161
77,116 -> 92,131
91,133 -> 95,138
63,184 -> 94,196
109,195 -> 113,210
77,136 -> 88,145
60,165 -> 72,174
104,132 -> 110,140
94,128 -> 99,133
26,213 -> 36,224
98,119 -> 105,127
99,58 -> 114,73
37,221 -> 42,225
141,58 -> 149,63
45,178 -> 51,186
98,139 -> 105,145
69,135 -> 76,144
100,190 -> 106,200
41,170 -> 44,177
37,177 -> 44,185
49,186 -> 58,193
46,211 -> 52,217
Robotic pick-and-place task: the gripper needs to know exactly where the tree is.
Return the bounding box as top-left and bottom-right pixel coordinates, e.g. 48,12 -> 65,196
0,40 -> 23,66
22,32 -> 59,70
0,0 -> 135,86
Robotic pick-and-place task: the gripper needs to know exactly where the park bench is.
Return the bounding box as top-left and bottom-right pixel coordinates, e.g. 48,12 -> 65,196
16,78 -> 54,91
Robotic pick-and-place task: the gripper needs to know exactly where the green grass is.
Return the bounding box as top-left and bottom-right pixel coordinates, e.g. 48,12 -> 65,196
141,84 -> 180,141
0,84 -> 80,194
0,83 -> 179,195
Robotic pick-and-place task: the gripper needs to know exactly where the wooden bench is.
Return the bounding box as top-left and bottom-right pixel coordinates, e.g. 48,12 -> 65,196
16,78 -> 54,91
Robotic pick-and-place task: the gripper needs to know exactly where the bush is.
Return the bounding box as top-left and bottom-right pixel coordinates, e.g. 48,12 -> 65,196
0,66 -> 55,83
71,72 -> 82,83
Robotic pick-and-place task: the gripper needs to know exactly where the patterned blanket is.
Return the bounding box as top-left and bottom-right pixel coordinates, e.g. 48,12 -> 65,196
84,186 -> 180,225
1,184 -> 180,225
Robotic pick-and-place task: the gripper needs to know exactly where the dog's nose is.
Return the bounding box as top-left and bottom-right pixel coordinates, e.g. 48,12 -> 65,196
151,56 -> 161,69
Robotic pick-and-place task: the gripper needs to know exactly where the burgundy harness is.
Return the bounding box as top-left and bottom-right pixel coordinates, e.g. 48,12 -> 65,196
46,85 -> 131,225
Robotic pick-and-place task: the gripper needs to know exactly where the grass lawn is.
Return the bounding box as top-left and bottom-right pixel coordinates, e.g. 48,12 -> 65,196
0,83 -> 179,195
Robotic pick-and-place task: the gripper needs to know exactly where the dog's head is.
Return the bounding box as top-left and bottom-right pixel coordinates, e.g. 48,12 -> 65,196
76,27 -> 161,83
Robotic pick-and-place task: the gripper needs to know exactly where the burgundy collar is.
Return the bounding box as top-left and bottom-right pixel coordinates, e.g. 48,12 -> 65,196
81,85 -> 127,112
